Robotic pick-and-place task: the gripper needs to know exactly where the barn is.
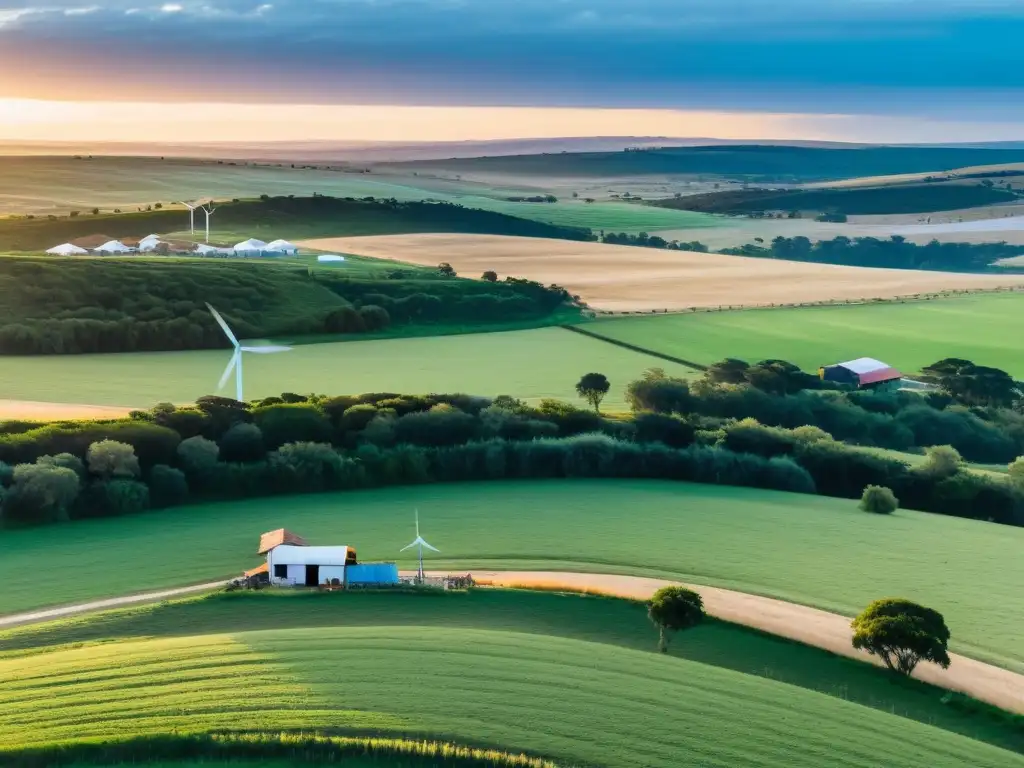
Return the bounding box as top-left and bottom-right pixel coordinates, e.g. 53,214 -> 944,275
252,528 -> 399,588
819,357 -> 902,390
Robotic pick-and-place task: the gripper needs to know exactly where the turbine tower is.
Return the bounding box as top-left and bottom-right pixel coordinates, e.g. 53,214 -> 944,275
180,201 -> 198,237
201,203 -> 217,243
400,509 -> 439,583
206,303 -> 291,402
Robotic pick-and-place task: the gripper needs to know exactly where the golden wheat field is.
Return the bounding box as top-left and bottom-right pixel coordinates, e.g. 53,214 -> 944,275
302,234 -> 1024,312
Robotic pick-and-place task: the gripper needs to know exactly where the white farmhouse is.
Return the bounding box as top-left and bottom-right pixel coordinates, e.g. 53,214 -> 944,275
250,528 -> 398,588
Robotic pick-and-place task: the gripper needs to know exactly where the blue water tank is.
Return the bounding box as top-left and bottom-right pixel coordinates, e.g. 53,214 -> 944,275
346,562 -> 400,586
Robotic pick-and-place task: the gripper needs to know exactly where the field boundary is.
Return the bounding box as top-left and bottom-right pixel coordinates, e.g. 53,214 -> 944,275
559,324 -> 708,371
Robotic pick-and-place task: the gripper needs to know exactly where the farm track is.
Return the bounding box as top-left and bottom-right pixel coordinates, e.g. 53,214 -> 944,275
2,570 -> 1021,716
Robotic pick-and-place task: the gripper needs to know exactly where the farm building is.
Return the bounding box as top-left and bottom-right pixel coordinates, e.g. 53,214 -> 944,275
46,243 -> 88,255
250,528 -> 400,588
264,239 -> 299,255
820,357 -> 902,390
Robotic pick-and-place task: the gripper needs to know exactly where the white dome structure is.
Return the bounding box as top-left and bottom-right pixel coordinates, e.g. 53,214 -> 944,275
233,238 -> 268,253
264,239 -> 299,255
46,243 -> 88,255
93,240 -> 134,254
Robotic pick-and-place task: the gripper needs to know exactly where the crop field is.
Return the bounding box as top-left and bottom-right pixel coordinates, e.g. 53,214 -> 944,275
3,592 -> 1022,767
2,479 -> 1021,671
307,234 -> 1024,312
0,327 -> 690,413
585,291 -> 1024,375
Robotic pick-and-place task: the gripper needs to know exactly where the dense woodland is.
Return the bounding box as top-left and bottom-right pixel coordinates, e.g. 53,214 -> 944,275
651,183 -> 1019,216
0,258 -> 578,354
3,356 -> 1024,529
0,195 -> 594,252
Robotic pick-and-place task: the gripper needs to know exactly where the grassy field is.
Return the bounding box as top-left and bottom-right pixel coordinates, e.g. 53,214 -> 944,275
0,327 -> 692,410
586,292 -> 1024,374
2,591 -> 1021,767
1,479 -> 1021,671
5,590 -> 1024,759
317,234 -> 1024,312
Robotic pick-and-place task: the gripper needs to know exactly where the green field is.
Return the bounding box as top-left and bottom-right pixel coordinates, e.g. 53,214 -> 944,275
2,480 -> 1021,671
0,326 -> 691,409
588,292 -> 1024,374
2,591 -> 1021,766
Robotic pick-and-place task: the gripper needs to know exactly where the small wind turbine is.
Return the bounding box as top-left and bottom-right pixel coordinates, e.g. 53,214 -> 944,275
401,509 -> 439,583
206,303 -> 291,402
201,203 -> 216,243
179,201 -> 198,237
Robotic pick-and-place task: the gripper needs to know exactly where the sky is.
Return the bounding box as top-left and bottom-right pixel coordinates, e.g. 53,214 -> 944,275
1,0 -> 1024,143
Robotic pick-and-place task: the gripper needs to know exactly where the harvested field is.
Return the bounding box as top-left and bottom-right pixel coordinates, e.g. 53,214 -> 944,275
0,399 -> 135,421
305,233 -> 1024,312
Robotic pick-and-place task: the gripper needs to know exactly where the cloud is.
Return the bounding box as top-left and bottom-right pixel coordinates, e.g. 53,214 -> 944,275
159,3 -> 182,11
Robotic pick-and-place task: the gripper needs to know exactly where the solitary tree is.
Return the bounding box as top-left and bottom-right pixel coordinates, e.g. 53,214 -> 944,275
438,262 -> 457,277
481,270 -> 498,282
648,586 -> 705,653
851,598 -> 951,676
575,373 -> 611,413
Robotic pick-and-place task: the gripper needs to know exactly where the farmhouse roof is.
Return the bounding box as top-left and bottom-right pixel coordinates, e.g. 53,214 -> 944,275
258,528 -> 308,554
244,562 -> 269,578
833,357 -> 902,384
270,544 -> 351,566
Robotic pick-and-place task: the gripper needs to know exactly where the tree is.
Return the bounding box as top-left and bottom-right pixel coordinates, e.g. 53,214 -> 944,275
148,464 -> 189,507
705,358 -> 750,386
648,586 -> 705,652
851,598 -> 951,676
2,463 -> 81,526
177,435 -> 220,473
1008,456 -> 1024,489
923,358 -> 1020,408
87,440 -> 140,479
481,270 -> 498,282
575,373 -> 611,413
859,485 -> 898,514
438,262 -> 457,277
358,304 -> 391,331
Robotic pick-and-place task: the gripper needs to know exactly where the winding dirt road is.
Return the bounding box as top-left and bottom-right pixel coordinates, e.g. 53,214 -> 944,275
2,571 -> 1021,715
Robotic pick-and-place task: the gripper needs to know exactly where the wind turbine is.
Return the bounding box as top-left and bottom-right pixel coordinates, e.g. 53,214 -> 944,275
200,203 -> 216,243
401,509 -> 439,583
206,303 -> 291,402
179,201 -> 198,237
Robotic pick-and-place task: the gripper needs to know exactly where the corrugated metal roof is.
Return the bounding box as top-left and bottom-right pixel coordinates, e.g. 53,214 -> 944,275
858,367 -> 903,386
258,528 -> 308,555
835,357 -> 892,375
270,545 -> 350,566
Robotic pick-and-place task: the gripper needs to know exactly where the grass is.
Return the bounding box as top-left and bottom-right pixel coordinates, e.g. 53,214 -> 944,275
451,197 -> 722,232
1,479 -> 1022,672
0,326 -> 692,409
854,446 -> 1009,479
586,292 -> 1024,375
2,592 -> 1022,767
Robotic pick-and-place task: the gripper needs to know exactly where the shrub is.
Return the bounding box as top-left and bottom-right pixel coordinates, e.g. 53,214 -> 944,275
393,408 -> 480,447
148,464 -> 189,508
860,485 -> 899,514
341,403 -> 380,432
87,440 -> 141,479
918,445 -> 963,479
252,403 -> 332,450
219,423 -> 266,462
36,452 -> 86,479
177,435 -> 220,473
88,479 -> 151,517
269,441 -> 361,492
358,304 -> 390,331
1,463 -> 80,526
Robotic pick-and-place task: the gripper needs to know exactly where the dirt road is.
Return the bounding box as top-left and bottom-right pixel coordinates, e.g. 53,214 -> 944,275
2,570 -> 1021,715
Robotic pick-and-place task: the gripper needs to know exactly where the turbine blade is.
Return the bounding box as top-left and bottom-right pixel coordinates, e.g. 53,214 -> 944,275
400,542 -> 417,552
218,350 -> 239,391
240,345 -> 292,353
206,303 -> 239,347
415,509 -> 420,537
421,541 -> 440,553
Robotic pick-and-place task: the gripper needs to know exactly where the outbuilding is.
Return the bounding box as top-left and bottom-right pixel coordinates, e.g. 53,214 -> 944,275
820,357 -> 902,390
254,528 -> 398,588
93,240 -> 134,254
264,239 -> 299,255
233,238 -> 268,255
46,243 -> 88,255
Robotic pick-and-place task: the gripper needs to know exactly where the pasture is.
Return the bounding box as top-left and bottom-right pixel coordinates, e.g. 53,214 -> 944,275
0,327 -> 691,413
1,479 -> 1021,671
586,291 -> 1024,375
309,234 -> 1024,312
3,595 -> 1023,768
3,590 -> 1023,763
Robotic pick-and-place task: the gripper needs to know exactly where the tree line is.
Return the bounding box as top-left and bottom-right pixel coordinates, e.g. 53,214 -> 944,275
0,257 -> 578,355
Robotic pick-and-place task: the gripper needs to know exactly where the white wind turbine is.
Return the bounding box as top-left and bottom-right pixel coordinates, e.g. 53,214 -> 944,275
201,203 -> 217,243
206,303 -> 291,402
401,509 -> 439,583
179,201 -> 198,237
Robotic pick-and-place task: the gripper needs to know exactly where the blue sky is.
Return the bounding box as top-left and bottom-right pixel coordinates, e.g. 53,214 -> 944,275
2,1 -> 1024,140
